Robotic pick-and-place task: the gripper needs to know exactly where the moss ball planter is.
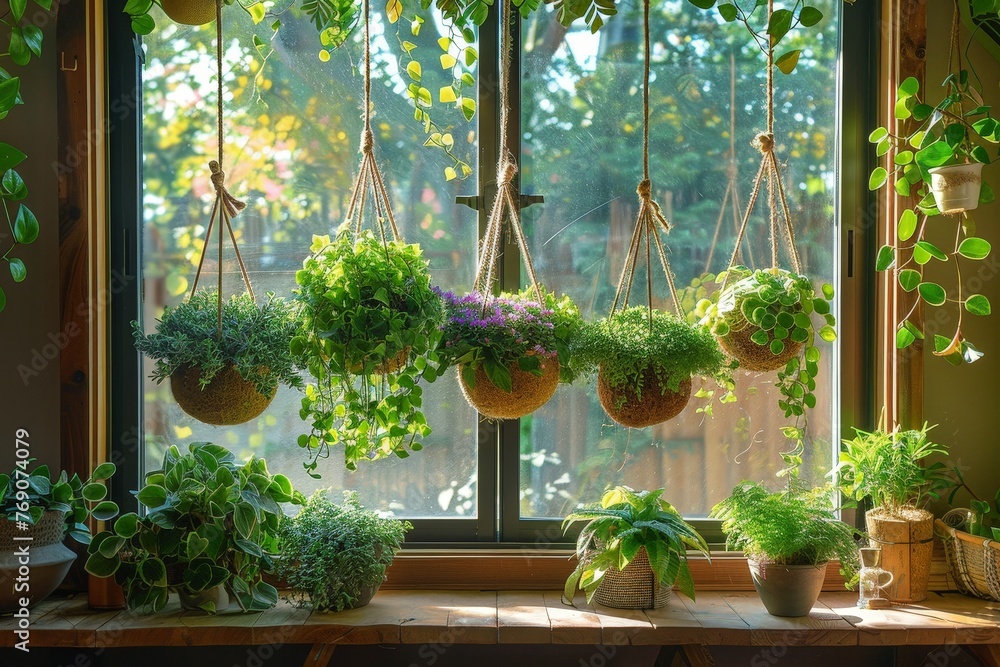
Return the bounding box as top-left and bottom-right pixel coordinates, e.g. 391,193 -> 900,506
459,356 -> 561,420
597,366 -> 692,428
573,307 -> 728,429
437,288 -> 582,421
717,324 -> 802,373
170,363 -> 275,426
134,291 -> 302,427
161,0 -> 218,25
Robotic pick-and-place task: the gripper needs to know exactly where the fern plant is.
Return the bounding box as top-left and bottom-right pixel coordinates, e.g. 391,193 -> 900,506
562,486 -> 710,604
711,481 -> 860,580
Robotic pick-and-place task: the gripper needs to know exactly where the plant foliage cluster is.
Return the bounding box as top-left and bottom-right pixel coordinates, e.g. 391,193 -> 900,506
85,443 -> 304,614
436,287 -> 581,391
1,458 -> 118,544
562,486 -> 710,604
134,289 -> 303,396
836,422 -> 952,516
292,230 -> 442,473
276,490 -> 412,611
711,481 -> 860,580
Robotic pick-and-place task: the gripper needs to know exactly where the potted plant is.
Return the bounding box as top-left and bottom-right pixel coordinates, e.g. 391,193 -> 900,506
938,479 -> 1000,602
291,230 -> 442,474
436,287 -> 581,420
276,490 -> 412,612
134,290 -> 302,426
711,481 -> 860,617
85,442 -> 303,614
562,486 -> 709,609
160,0 -> 223,26
1,457 -> 118,612
836,422 -> 952,602
572,307 -> 729,428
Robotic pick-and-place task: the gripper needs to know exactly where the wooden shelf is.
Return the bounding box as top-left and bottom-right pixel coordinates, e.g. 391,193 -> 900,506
3,589 -> 1000,652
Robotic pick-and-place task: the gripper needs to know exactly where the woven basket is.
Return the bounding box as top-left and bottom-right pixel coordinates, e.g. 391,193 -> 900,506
936,518 -> 1000,602
593,547 -> 671,609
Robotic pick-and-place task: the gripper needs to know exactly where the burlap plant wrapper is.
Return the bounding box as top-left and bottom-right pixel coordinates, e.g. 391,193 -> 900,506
597,367 -> 692,428
865,507 -> 934,602
593,547 -> 671,609
459,359 -> 560,420
171,363 -> 275,426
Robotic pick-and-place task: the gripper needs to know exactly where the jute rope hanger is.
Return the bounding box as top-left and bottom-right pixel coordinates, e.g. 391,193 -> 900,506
718,0 -> 804,292
472,0 -> 543,303
343,0 -> 402,244
608,0 -> 682,323
189,0 -> 255,336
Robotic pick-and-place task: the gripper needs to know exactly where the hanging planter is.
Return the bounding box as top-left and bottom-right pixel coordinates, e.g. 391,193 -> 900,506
135,291 -> 301,426
929,162 -> 984,215
437,289 -> 580,420
291,0 -> 442,474
576,308 -> 726,429
161,0 -> 219,26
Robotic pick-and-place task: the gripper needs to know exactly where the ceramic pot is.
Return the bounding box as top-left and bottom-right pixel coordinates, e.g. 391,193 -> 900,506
748,559 -> 827,617
0,511 -> 76,613
929,163 -> 984,215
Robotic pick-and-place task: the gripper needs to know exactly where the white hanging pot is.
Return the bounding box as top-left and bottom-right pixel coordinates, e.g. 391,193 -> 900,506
928,162 -> 984,215
161,0 -> 218,26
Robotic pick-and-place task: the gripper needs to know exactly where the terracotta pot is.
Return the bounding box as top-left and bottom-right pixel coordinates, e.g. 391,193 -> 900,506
929,163 -> 983,215
160,0 -> 218,26
865,508 -> 934,602
170,363 -> 275,426
596,368 -> 691,428
718,325 -> 801,373
0,511 -> 77,613
748,559 -> 827,617
459,358 -> 560,420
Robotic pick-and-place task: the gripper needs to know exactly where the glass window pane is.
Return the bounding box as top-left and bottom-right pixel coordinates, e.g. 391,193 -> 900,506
140,9 -> 479,518
519,1 -> 840,518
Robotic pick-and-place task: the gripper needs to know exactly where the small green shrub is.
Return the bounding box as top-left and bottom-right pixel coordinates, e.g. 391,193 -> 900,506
277,490 -> 412,612
133,290 -> 302,396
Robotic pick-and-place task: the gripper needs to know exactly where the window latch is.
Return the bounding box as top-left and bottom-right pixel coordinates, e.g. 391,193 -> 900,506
456,193 -> 544,211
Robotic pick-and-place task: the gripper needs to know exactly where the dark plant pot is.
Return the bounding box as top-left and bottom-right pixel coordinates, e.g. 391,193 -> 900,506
596,368 -> 691,428
347,581 -> 381,610
177,584 -> 230,613
718,325 -> 802,373
0,511 -> 76,613
160,0 -> 217,25
929,163 -> 983,215
459,357 -> 560,420
170,363 -> 275,426
748,559 -> 827,617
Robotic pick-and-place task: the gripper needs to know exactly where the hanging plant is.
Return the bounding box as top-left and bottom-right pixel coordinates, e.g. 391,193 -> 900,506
573,307 -> 728,428
436,288 -> 581,420
291,230 -> 442,473
134,290 -> 302,425
868,2 -> 996,366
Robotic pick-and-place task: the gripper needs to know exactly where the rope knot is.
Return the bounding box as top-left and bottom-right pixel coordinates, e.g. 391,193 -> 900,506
753,132 -> 775,154
636,179 -> 652,200
208,160 -> 246,218
498,159 -> 517,187
361,128 -> 374,155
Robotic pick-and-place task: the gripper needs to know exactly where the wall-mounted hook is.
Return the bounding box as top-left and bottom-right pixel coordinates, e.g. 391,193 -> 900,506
60,53 -> 78,72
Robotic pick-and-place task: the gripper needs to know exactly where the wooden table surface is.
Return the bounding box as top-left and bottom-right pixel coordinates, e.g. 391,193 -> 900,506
3,589 -> 1000,650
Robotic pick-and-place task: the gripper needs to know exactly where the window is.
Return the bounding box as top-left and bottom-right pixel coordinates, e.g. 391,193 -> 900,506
116,0 -> 856,544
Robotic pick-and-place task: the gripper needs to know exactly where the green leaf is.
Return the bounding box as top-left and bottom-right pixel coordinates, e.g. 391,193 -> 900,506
767,9 -> 794,46
718,3 -> 738,21
12,205 -> 38,244
0,144 -> 27,175
869,167 -> 888,190
22,25 -> 42,58
799,6 -> 823,26
113,513 -> 139,538
0,285 -> 6,313
868,127 -> 888,143
10,0 -> 27,22
965,294 -> 991,316
896,325 -> 915,349
915,240 -> 948,261
92,462 -> 116,480
775,50 -> 801,75
136,484 -> 167,508
9,28 -> 30,66
406,61 -> 422,82
248,2 -> 266,23
917,282 -> 947,306
687,0 -> 716,8
85,552 -> 120,578
875,245 -> 894,271
9,258 -> 26,283
818,325 -> 837,342
898,269 -> 921,292
958,237 -> 991,260
82,482 -> 107,502
91,501 -> 119,522
898,76 -> 919,98
898,209 -> 917,241
915,141 -> 955,169
131,14 -> 155,35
